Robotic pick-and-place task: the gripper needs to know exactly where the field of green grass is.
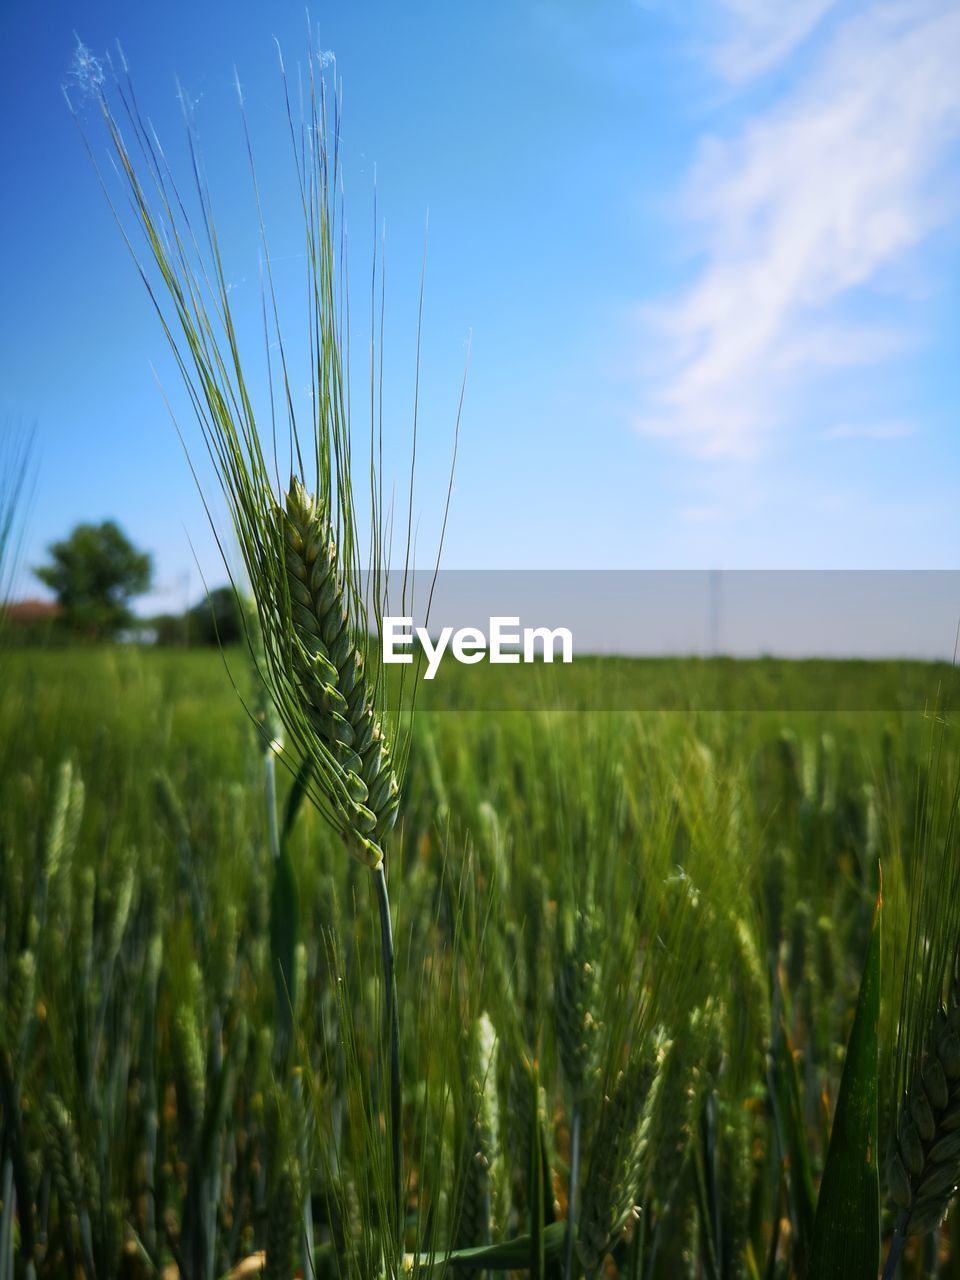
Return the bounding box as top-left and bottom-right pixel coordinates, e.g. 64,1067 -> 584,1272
2,646 -> 959,1278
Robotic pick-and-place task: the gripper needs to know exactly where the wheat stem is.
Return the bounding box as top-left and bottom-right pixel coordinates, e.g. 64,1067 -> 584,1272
563,1104 -> 582,1280
374,863 -> 403,1247
883,1215 -> 908,1280
265,749 -> 281,864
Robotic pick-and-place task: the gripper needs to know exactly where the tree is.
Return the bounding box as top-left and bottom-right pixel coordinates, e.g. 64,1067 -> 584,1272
35,520 -> 152,639
185,585 -> 245,646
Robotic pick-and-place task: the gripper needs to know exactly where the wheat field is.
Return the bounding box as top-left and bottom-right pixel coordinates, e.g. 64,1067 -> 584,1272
1,646 -> 959,1278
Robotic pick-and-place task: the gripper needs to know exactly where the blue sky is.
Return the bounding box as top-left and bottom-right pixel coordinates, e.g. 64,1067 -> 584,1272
3,0 -> 959,616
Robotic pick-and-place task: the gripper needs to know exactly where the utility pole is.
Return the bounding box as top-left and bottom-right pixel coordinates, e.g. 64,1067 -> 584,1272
708,568 -> 722,656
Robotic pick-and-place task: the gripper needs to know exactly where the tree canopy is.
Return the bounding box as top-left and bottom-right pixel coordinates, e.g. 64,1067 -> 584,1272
185,585 -> 245,646
35,520 -> 152,639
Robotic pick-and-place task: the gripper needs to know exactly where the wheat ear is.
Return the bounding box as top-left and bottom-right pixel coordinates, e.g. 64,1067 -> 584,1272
887,995 -> 960,1239
280,479 -> 399,868
456,1013 -> 507,1268
577,1041 -> 665,1276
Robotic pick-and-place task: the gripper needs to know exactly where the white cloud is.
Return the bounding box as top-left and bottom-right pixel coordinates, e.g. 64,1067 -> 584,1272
712,0 -> 837,80
637,1 -> 960,458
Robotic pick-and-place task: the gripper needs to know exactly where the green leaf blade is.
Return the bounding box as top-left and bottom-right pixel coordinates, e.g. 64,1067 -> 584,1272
808,890 -> 882,1279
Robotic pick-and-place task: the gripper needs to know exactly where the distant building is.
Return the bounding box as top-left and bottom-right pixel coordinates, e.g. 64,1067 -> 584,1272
4,598 -> 62,626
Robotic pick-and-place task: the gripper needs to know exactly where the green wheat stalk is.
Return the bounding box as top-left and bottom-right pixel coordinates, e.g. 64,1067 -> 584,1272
66,34 -> 460,1257
884,709 -> 960,1275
